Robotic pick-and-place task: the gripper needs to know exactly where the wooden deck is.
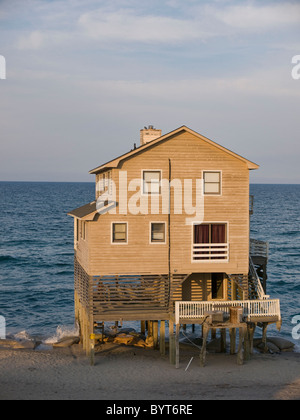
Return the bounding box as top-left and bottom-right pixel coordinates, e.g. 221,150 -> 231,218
175,300 -> 281,326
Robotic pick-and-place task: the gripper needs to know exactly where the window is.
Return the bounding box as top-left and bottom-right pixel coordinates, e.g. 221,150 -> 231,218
143,171 -> 161,195
98,171 -> 112,194
75,219 -> 79,242
193,223 -> 228,261
203,171 -> 221,195
107,171 -> 112,194
80,221 -> 86,240
76,220 -> 86,241
112,223 -> 127,243
150,223 -> 166,243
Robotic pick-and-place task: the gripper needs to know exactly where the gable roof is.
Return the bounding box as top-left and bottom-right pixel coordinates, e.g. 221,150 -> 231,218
89,125 -> 259,174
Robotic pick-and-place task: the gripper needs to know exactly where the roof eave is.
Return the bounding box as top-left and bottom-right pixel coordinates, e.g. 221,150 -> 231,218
89,125 -> 260,174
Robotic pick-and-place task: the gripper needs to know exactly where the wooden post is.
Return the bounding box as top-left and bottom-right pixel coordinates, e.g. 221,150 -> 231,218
102,322 -> 105,344
237,327 -> 245,365
200,324 -> 209,367
169,320 -> 175,365
175,324 -> 180,369
230,328 -> 236,355
81,307 -> 87,353
153,321 -> 159,350
160,321 -> 166,356
244,326 -> 251,361
248,323 -> 256,355
141,321 -> 146,335
262,323 -> 268,353
221,328 -> 226,353
90,334 -> 95,366
148,321 -> 153,337
87,310 -> 94,358
232,280 -> 237,301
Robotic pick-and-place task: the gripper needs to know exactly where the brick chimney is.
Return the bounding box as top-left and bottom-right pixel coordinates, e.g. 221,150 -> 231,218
140,125 -> 162,146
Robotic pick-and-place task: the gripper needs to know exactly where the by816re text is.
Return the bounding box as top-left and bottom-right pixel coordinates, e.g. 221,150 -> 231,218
150,405 -> 192,415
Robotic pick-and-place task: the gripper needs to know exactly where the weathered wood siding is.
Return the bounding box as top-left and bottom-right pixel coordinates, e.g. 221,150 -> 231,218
74,219 -> 90,273
85,131 -> 250,276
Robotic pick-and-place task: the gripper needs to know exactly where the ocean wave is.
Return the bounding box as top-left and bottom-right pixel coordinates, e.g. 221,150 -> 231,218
0,255 -> 16,262
278,230 -> 300,237
44,323 -> 79,344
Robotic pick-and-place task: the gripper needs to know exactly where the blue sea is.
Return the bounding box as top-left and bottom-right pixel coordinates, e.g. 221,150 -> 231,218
0,182 -> 299,348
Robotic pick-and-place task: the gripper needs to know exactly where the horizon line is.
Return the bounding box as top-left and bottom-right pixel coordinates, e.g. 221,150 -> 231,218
0,180 -> 299,185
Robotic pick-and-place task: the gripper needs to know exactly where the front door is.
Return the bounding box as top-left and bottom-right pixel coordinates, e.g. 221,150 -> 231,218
211,273 -> 224,299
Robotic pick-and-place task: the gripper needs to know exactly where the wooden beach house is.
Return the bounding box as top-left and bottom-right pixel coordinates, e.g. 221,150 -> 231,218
68,125 -> 281,365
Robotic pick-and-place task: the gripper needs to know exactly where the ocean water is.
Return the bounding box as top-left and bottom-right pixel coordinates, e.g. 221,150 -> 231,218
249,184 -> 300,347
0,182 -> 299,348
0,182 -> 95,340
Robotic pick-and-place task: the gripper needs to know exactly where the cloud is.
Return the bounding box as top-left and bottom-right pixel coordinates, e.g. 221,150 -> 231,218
211,2 -> 300,32
77,2 -> 300,46
17,30 -> 45,50
11,1 -> 300,52
78,8 -> 214,44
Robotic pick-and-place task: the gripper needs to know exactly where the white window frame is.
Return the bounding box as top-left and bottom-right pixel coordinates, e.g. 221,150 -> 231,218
97,170 -> 112,194
80,220 -> 86,241
202,170 -> 222,196
149,221 -> 167,244
141,170 -> 162,196
111,222 -> 128,245
191,221 -> 229,263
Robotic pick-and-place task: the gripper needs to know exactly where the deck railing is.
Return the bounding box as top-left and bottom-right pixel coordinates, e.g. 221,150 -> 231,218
192,243 -> 229,261
175,299 -> 281,325
250,238 -> 269,260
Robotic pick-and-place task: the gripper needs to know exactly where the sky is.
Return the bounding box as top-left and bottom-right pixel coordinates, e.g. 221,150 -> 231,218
0,0 -> 299,183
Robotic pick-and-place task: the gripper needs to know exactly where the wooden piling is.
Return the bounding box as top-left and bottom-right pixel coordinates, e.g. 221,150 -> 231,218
175,324 -> 180,368
237,327 -> 245,365
160,321 -> 166,356
221,328 -> 226,353
200,324 -> 209,367
153,321 -> 159,349
169,321 -> 175,365
230,328 -> 236,354
262,323 -> 268,353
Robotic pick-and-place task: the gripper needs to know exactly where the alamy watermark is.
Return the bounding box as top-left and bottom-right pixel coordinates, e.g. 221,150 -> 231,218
292,315 -> 300,340
96,171 -> 205,225
0,316 -> 6,339
292,55 -> 300,80
0,55 -> 6,80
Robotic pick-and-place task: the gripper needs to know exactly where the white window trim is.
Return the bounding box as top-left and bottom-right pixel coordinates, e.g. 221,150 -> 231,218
97,170 -> 112,194
149,221 -> 167,244
141,169 -> 162,196
202,170 -> 222,196
191,221 -> 229,263
111,221 -> 128,245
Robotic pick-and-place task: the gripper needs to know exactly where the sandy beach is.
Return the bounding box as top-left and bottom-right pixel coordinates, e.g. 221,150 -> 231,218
0,343 -> 299,401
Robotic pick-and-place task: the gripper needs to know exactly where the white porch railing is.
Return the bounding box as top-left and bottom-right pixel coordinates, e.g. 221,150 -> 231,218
192,243 -> 229,261
175,299 -> 281,325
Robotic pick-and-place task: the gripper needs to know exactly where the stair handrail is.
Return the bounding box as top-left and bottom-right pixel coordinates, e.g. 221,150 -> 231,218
249,257 -> 269,300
